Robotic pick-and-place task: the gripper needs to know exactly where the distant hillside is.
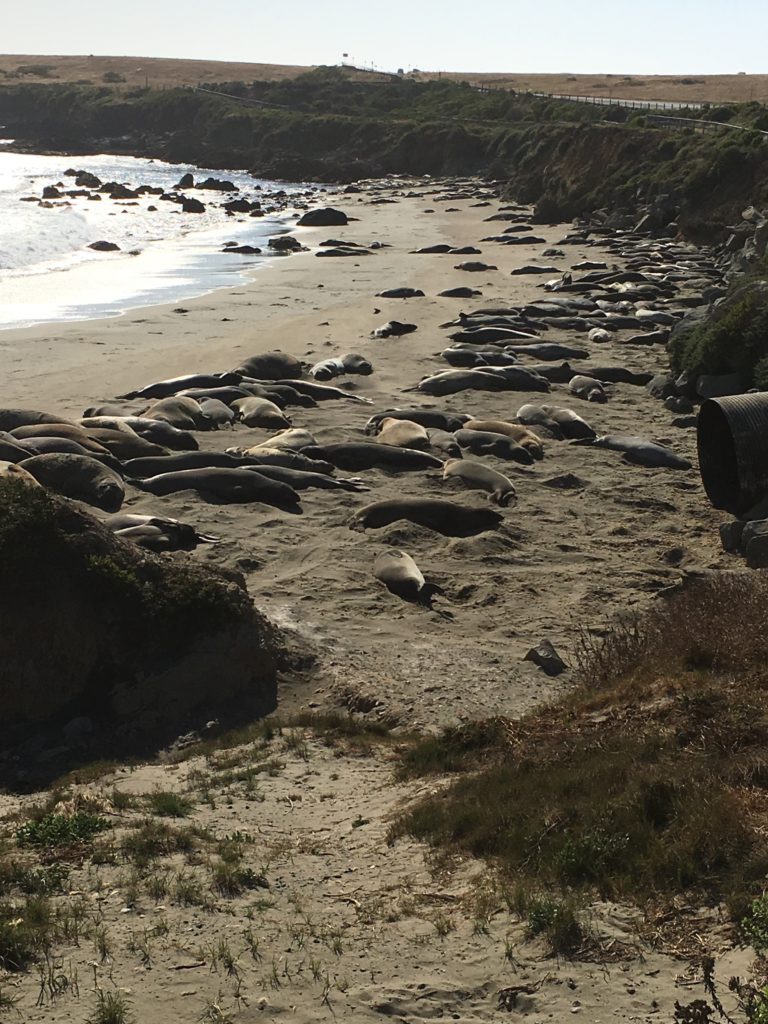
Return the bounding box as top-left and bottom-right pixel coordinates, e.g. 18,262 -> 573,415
1,54 -> 768,103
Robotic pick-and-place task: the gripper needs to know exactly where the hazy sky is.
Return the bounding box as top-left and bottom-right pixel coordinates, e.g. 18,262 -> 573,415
3,1 -> 767,75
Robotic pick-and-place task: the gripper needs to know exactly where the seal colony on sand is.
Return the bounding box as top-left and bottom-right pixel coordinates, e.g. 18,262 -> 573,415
0,174 -> 721,736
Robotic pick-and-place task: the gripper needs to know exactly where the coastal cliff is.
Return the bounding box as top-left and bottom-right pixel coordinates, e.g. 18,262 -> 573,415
1,69 -> 767,239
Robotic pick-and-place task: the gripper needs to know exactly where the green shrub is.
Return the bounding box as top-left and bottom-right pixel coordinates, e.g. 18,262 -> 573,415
16,812 -> 110,849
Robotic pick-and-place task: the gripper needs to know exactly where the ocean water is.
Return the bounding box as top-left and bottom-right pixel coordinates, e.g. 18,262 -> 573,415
0,150 -> 314,330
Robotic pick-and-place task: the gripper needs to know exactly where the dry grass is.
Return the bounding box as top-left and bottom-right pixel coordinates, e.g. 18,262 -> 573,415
393,574 -> 768,922
1,55 -> 768,102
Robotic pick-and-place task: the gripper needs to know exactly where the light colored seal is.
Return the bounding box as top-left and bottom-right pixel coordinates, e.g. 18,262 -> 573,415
443,458 -> 517,506
11,423 -> 112,456
250,428 -> 316,452
376,417 -> 431,450
231,397 -> 291,429
144,396 -> 212,430
19,453 -> 125,511
569,375 -> 607,403
374,549 -> 432,602
0,461 -> 41,487
572,434 -> 692,469
106,513 -> 219,551
463,419 -> 544,459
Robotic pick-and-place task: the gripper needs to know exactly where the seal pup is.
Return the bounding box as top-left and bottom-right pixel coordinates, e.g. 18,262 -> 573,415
105,512 -> 219,551
310,354 -> 373,380
443,458 -> 517,506
372,321 -> 418,338
427,428 -> 462,458
376,418 -> 431,450
373,549 -> 440,606
350,498 -> 503,536
19,453 -> 125,512
569,375 -> 607,403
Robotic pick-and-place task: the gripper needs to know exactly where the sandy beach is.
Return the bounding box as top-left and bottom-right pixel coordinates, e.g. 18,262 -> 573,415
0,177 -> 742,1021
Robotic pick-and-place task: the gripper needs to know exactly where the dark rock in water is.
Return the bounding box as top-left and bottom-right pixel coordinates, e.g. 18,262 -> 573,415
181,196 -> 205,213
0,484 -> 281,763
87,194 -> 102,201
297,207 -> 348,227
747,534 -> 768,569
88,240 -> 121,252
175,172 -> 194,189
222,245 -> 261,255
198,177 -> 238,192
100,182 -> 138,199
75,170 -> 102,189
524,639 -> 567,676
269,235 -> 306,252
223,197 -> 260,213
42,185 -> 62,199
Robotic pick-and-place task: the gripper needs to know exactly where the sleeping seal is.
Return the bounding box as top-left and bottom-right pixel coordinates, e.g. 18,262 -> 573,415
455,429 -> 534,465
303,443 -> 442,472
376,418 -> 431,450
516,404 -> 596,440
373,549 -> 439,605
133,467 -> 301,508
463,419 -> 544,459
105,512 -> 219,551
19,453 -> 125,512
231,397 -> 291,429
569,375 -> 608,403
572,434 -> 692,469
442,458 -> 517,507
350,498 -> 503,536
365,409 -> 470,434
310,353 -> 373,381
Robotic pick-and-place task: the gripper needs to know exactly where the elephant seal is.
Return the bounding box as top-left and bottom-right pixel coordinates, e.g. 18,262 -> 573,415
106,513 -> 219,551
0,432 -> 39,463
85,427 -> 168,460
463,419 -> 543,459
365,409 -> 469,434
438,287 -> 482,298
351,498 -> 502,536
569,375 -> 607,403
242,464 -> 369,492
454,262 -> 497,272
573,434 -> 692,470
373,549 -> 439,605
588,327 -> 612,343
11,423 -> 112,456
0,409 -> 76,431
372,321 -> 418,338
197,398 -> 237,427
303,443 -> 442,472
0,461 -> 41,487
80,416 -> 199,451
412,244 -> 451,254
178,386 -> 253,405
427,429 -> 462,458
15,436 -> 121,471
133,467 -> 301,508
274,379 -> 372,404
233,351 -> 303,380
375,287 -> 425,298
376,418 -> 431,450
410,367 -> 549,397
441,348 -> 519,369
516,404 -> 596,440
310,353 -> 373,380
583,367 -> 653,386
455,428 -> 534,465
20,454 -> 125,512
225,448 -> 334,474
251,428 -> 316,451
507,343 -> 589,361
144,396 -> 212,430
443,458 -> 516,506
118,372 -> 242,401
231,397 -> 291,429
124,451 -> 252,476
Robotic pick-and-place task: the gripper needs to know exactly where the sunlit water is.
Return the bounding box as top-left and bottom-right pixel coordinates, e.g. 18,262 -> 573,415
0,150 -> 314,329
